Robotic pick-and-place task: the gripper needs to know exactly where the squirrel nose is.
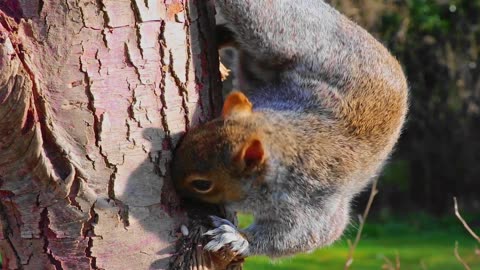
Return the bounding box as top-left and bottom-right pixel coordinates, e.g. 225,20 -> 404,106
190,179 -> 214,193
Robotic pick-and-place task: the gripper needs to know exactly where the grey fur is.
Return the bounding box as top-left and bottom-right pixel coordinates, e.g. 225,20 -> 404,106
176,0 -> 408,258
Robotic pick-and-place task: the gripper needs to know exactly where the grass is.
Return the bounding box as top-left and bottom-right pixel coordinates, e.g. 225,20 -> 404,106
239,213 -> 480,270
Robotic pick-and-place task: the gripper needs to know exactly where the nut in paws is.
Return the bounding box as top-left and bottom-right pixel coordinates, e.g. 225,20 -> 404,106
203,216 -> 249,256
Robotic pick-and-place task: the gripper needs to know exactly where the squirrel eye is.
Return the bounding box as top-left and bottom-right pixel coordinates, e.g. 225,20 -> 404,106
190,179 -> 213,193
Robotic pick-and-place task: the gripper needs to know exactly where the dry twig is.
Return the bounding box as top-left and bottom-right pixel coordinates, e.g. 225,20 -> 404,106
344,178 -> 379,269
420,260 -> 429,270
454,241 -> 471,270
382,255 -> 394,270
395,251 -> 401,270
452,197 -> 480,270
454,197 -> 480,243
382,251 -> 400,270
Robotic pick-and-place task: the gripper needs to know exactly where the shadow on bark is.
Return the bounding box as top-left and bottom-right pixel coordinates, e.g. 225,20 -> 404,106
123,1 -> 240,269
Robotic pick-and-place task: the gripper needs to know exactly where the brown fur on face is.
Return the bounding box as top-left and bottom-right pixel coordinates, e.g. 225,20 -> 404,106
171,117 -> 267,204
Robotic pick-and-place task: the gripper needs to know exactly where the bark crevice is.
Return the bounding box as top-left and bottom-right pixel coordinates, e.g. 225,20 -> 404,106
157,19 -> 173,150
0,202 -> 22,268
39,208 -> 63,270
168,50 -> 190,130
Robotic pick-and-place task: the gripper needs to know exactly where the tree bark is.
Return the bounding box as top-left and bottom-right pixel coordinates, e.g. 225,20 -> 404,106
0,0 -> 234,269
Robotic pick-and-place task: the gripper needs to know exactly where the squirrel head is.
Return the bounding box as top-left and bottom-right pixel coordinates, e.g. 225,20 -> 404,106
171,91 -> 267,204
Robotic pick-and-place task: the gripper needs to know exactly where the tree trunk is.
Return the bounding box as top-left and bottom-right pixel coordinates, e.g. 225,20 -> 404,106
0,0 -> 236,269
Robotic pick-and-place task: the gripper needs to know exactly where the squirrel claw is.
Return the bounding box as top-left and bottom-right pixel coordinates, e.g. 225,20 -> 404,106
203,216 -> 249,256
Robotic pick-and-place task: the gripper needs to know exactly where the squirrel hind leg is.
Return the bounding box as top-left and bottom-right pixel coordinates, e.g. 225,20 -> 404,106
216,25 -> 237,49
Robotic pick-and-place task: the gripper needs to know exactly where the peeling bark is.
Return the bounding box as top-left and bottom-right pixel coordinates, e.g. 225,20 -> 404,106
0,0 -> 234,269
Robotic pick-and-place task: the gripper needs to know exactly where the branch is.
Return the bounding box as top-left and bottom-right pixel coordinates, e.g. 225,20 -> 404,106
382,255 -> 394,270
381,251 -> 400,270
453,197 -> 479,270
420,260 -> 429,270
395,251 -> 401,270
453,197 -> 480,243
344,178 -> 379,270
454,241 -> 471,270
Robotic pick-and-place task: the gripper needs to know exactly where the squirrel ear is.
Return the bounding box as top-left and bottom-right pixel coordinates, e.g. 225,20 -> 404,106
238,138 -> 265,169
222,91 -> 252,118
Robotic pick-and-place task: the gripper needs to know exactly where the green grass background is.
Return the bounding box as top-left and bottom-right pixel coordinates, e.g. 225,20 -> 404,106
239,213 -> 480,270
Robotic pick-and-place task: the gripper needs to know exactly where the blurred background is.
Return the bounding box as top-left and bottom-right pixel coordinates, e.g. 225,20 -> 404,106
220,0 -> 480,269
332,0 -> 480,217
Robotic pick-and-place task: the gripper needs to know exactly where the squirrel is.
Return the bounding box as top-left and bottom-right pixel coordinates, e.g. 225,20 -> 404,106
171,0 -> 408,258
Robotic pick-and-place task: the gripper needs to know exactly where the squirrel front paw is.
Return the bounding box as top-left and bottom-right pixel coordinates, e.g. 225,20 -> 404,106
203,216 -> 250,256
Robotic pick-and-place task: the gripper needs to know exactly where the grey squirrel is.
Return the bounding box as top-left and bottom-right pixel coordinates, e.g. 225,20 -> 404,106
171,0 -> 408,258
